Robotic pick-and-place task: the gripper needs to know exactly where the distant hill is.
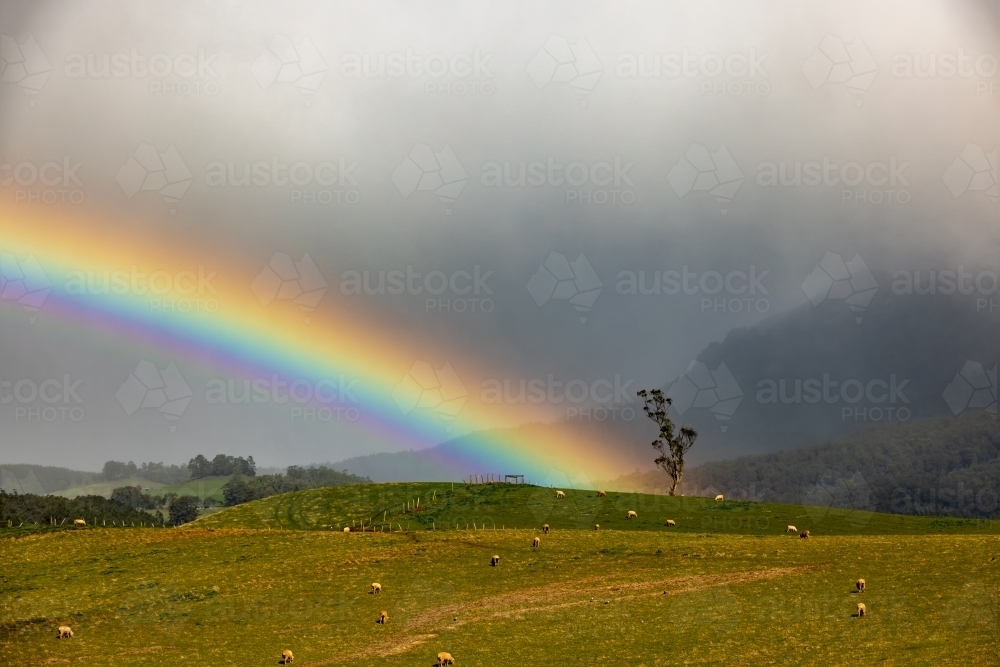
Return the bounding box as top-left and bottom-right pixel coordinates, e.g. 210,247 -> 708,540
610,411 -> 1000,518
0,464 -> 98,494
662,285 -> 998,460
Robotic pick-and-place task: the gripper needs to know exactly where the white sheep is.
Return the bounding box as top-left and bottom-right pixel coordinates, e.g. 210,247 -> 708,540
437,652 -> 455,666
857,603 -> 866,617
378,610 -> 388,624
73,519 -> 86,527
491,555 -> 500,566
555,490 -> 565,498
856,579 -> 866,593
627,510 -> 637,519
799,530 -> 810,539
594,524 -> 600,531
786,525 -> 797,533
57,626 -> 73,639
542,524 -> 550,534
343,526 -> 350,532
715,494 -> 724,502
532,537 -> 540,547
371,582 -> 381,594
665,520 -> 676,527
597,490 -> 606,497
281,649 -> 295,663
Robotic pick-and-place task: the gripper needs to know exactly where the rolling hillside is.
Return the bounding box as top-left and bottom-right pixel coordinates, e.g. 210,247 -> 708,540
194,482 -> 993,536
2,482 -> 996,666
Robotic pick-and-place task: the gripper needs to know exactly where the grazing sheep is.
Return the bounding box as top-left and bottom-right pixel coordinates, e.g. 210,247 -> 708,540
491,555 -> 500,566
627,510 -> 637,519
73,519 -> 85,527
786,525 -> 797,533
343,527 -> 350,532
857,603 -> 866,617
856,579 -> 866,593
378,610 -> 388,624
555,490 -> 565,498
799,530 -> 810,539
281,649 -> 294,663
542,524 -> 550,534
594,524 -> 600,531
371,582 -> 381,594
532,537 -> 540,547
56,626 -> 73,639
437,652 -> 455,666
665,520 -> 676,527
715,494 -> 724,502
597,490 -> 606,497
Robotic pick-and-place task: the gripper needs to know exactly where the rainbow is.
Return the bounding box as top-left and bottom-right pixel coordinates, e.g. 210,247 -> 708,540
1,208 -> 634,484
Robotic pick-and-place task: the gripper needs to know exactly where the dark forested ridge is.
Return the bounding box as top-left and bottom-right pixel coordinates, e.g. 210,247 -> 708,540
614,411 -> 1000,518
0,491 -> 163,527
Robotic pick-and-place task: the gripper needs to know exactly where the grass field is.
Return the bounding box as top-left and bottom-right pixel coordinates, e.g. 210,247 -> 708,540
2,484 -> 997,666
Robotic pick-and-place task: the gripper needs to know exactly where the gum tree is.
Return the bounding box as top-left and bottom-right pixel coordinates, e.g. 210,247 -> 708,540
637,389 -> 698,496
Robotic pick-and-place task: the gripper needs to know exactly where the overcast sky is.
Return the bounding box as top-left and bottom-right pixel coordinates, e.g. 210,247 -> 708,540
0,0 -> 997,472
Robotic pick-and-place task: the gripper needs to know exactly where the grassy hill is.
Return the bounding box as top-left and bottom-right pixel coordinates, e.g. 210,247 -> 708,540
54,477 -> 165,499
194,482 -> 994,536
1,482 -> 996,666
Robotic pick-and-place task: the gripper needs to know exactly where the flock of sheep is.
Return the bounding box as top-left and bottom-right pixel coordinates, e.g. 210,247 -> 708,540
50,488 -> 871,664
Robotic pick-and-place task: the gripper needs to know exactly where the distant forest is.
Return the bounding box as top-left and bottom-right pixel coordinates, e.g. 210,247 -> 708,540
613,411 -> 1000,518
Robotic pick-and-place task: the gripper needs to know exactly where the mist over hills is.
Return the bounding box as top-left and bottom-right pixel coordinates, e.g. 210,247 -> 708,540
615,411 -> 1000,518
663,281 -> 998,461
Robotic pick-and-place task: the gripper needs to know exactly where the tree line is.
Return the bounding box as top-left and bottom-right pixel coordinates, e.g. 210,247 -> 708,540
222,466 -> 369,506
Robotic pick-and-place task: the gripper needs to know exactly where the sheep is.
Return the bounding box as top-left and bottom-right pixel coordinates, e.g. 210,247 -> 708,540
56,626 -> 73,639
857,603 -> 866,617
343,526 -> 350,532
532,537 -> 540,547
281,649 -> 295,664
594,524 -> 600,531
597,490 -> 606,497
73,519 -> 85,527
491,555 -> 500,566
665,520 -> 676,527
555,490 -> 565,498
378,610 -> 388,624
371,582 -> 381,594
856,579 -> 866,593
715,494 -> 724,502
799,530 -> 810,539
627,510 -> 637,519
437,652 -> 455,666
542,524 -> 550,534
786,525 -> 797,533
